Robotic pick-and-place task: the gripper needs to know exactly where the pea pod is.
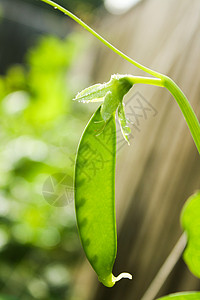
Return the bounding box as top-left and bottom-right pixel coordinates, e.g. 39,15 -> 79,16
74,106 -> 132,287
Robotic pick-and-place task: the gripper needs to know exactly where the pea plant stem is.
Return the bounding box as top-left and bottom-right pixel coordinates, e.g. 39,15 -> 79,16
40,0 -> 200,154
140,233 -> 187,300
40,0 -> 162,78
131,75 -> 200,154
163,76 -> 200,154
129,76 -> 164,87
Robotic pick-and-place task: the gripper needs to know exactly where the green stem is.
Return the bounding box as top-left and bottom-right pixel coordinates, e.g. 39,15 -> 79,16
40,0 -> 162,78
40,0 -> 200,154
131,76 -> 200,153
163,76 -> 200,154
128,76 -> 164,87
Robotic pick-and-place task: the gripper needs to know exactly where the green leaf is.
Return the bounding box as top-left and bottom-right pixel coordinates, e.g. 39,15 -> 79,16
74,74 -> 134,142
118,102 -> 131,144
73,74 -> 133,104
100,91 -> 119,121
157,292 -> 200,300
73,83 -> 111,103
180,191 -> 200,278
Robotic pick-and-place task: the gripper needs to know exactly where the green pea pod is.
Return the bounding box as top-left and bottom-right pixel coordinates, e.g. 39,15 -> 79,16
74,106 -> 132,287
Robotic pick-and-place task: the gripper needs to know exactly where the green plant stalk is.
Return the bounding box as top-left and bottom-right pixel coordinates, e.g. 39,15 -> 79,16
40,0 -> 200,154
164,76 -> 200,153
129,76 -> 164,86
130,76 -> 200,153
40,0 -> 162,78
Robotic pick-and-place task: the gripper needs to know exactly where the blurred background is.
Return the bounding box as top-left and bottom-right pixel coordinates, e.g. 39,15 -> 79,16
0,0 -> 200,299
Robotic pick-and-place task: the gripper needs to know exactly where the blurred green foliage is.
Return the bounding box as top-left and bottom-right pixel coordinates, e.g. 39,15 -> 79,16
181,192 -> 200,279
0,32 -> 92,299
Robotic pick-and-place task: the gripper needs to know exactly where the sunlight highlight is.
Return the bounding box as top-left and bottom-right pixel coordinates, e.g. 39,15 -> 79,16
104,0 -> 141,14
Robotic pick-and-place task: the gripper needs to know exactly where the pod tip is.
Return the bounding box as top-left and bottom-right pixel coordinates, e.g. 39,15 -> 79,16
114,272 -> 132,282
99,272 -> 132,287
